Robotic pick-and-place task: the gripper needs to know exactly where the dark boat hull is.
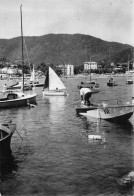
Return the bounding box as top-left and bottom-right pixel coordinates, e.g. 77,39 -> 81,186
0,134 -> 12,156
0,94 -> 37,108
76,105 -> 98,114
0,123 -> 16,157
107,82 -> 118,86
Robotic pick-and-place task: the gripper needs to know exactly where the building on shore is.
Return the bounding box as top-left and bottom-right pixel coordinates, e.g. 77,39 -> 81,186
57,64 -> 74,76
84,62 -> 97,71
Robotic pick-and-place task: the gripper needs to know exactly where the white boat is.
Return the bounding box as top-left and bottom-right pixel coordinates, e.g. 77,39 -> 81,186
42,67 -> 67,96
80,105 -> 133,122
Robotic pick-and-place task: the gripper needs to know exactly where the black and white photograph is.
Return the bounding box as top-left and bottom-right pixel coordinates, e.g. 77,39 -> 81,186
0,0 -> 134,195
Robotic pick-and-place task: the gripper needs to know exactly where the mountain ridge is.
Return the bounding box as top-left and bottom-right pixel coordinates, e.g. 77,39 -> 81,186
0,33 -> 132,66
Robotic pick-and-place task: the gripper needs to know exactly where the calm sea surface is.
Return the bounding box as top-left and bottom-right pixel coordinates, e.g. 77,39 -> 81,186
1,76 -> 134,196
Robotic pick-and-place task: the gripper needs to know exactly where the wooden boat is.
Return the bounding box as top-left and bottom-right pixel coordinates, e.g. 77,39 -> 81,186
79,105 -> 133,122
42,67 -> 67,96
78,80 -> 99,93
0,122 -> 16,156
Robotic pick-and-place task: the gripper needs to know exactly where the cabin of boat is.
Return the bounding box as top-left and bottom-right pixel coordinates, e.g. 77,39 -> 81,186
0,92 -> 25,101
0,91 -> 37,108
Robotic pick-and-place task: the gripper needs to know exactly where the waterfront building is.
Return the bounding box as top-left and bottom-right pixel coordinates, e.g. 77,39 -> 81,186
57,64 -> 74,76
84,62 -> 97,70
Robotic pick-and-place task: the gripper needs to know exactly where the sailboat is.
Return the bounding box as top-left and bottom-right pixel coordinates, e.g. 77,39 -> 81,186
42,66 -> 67,96
0,5 -> 37,108
126,58 -> 133,84
0,121 -> 16,156
29,64 -> 44,87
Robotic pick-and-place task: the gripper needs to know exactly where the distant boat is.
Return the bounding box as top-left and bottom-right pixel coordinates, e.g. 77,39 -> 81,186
29,65 -> 44,87
78,79 -> 99,93
126,75 -> 133,84
42,67 -> 67,96
107,77 -> 118,87
0,122 -> 16,156
79,105 -> 133,122
7,81 -> 32,91
126,57 -> 133,84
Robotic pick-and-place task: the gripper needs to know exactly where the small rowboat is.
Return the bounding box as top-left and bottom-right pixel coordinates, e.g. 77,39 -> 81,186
0,122 -> 16,156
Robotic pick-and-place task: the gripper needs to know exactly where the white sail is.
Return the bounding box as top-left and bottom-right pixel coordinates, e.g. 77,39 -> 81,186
30,65 -> 35,82
49,67 -> 66,90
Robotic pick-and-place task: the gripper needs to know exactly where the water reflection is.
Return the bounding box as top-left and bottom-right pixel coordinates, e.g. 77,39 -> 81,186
45,96 -> 66,124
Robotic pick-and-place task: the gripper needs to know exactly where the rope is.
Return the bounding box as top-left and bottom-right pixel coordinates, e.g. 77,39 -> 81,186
15,129 -> 23,141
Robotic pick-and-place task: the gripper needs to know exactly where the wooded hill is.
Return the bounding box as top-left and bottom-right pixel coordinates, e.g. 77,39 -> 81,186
0,34 -> 132,67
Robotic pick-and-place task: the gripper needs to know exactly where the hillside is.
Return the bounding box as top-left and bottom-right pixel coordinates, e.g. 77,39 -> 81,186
0,34 -> 132,66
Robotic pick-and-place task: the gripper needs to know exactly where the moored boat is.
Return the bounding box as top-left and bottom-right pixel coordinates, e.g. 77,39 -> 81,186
0,122 -> 16,156
7,81 -> 32,91
126,75 -> 133,84
107,77 -> 118,86
0,91 -> 36,108
0,6 -> 37,108
79,105 -> 133,122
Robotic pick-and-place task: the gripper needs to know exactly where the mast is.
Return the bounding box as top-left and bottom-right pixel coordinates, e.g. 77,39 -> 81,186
109,48 -> 111,76
89,45 -> 91,85
20,5 -> 24,92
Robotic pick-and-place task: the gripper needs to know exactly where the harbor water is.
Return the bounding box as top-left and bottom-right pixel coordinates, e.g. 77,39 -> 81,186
1,76 -> 134,196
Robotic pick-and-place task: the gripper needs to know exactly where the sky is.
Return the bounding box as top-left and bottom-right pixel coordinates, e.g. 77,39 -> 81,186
0,0 -> 134,45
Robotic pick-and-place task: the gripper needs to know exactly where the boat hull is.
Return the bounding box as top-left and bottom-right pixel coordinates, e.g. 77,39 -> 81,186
76,105 -> 98,114
107,82 -> 118,86
126,81 -> 133,84
7,85 -> 32,91
81,107 -> 133,122
30,83 -> 44,87
43,90 -> 67,96
0,94 -> 37,108
0,123 -> 16,157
